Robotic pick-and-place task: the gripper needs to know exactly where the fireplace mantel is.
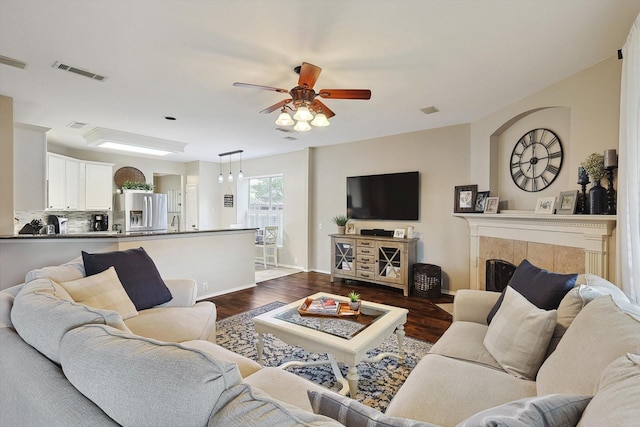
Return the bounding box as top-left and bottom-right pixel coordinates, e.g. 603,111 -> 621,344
454,213 -> 617,289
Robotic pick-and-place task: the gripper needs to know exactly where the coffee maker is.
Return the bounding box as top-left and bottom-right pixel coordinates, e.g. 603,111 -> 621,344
91,214 -> 109,231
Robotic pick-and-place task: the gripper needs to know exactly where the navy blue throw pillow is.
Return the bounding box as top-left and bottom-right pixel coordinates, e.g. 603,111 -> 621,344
82,247 -> 172,310
486,259 -> 577,324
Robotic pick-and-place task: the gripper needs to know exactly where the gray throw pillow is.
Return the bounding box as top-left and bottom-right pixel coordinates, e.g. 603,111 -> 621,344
307,389 -> 439,427
487,259 -> 577,324
455,394 -> 592,427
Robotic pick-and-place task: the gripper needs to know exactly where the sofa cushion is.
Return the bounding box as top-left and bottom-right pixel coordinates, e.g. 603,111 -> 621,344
24,256 -> 85,283
487,259 -> 576,324
547,276 -> 630,355
455,394 -> 591,427
428,321 -> 502,371
82,247 -> 172,310
181,339 -> 262,378
60,324 -> 242,427
10,279 -> 128,364
537,296 -> 640,396
578,353 -> 640,426
307,389 -> 438,427
124,302 -> 217,343
59,266 -> 138,320
209,383 -> 341,427
385,353 -> 537,426
483,286 -> 557,380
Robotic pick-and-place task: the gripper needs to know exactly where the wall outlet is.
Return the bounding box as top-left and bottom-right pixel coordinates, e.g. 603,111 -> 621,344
319,223 -> 323,230
202,282 -> 209,291
294,257 -> 298,265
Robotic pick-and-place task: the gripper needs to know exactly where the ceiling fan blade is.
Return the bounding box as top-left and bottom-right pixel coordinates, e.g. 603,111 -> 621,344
298,62 -> 322,89
259,99 -> 292,114
318,89 -> 372,100
233,82 -> 289,93
310,99 -> 335,118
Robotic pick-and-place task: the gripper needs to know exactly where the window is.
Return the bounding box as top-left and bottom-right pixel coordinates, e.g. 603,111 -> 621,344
247,175 -> 284,246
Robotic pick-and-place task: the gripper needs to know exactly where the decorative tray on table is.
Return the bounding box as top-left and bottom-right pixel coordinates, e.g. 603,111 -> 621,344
298,297 -> 360,318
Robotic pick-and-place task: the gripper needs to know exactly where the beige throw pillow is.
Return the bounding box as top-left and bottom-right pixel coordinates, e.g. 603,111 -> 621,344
483,286 -> 557,380
60,267 -> 138,319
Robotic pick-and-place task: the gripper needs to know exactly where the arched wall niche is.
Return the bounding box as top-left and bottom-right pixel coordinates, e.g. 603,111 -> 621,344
487,106 -> 572,211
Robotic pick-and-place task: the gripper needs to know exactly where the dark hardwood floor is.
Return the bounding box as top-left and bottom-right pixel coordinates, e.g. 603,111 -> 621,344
206,271 -> 453,343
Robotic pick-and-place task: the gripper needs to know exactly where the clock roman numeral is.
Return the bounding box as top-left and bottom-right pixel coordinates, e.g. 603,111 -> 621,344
531,178 -> 537,192
544,136 -> 559,149
548,151 -> 562,159
540,174 -> 550,187
512,169 -> 524,181
545,164 -> 559,175
519,176 -> 530,190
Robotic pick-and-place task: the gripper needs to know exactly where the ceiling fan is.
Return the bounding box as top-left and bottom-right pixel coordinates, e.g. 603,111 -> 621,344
233,62 -> 371,131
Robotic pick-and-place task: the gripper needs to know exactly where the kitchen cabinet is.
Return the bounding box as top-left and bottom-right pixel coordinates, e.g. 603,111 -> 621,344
47,153 -> 113,211
330,234 -> 418,296
85,162 -> 113,210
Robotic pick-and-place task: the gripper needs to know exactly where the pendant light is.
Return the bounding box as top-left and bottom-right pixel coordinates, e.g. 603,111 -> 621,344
227,155 -> 234,183
237,152 -> 244,181
218,159 -> 224,183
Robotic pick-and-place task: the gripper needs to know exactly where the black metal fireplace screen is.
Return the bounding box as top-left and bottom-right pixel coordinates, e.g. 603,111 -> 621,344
485,259 -> 516,292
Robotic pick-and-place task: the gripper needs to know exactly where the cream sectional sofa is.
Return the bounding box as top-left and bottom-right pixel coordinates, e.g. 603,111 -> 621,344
1,253 -> 640,426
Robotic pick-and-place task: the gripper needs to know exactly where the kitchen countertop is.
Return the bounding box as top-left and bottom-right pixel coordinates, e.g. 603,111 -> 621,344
0,228 -> 257,239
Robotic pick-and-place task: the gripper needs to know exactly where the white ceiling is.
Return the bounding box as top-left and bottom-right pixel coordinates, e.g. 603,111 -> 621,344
1,0 -> 639,163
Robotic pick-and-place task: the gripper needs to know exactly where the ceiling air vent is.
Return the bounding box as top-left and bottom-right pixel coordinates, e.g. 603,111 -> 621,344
283,136 -> 298,141
67,121 -> 88,129
52,61 -> 108,82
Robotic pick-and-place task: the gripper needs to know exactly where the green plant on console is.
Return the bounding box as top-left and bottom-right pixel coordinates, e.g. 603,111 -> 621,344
331,215 -> 349,226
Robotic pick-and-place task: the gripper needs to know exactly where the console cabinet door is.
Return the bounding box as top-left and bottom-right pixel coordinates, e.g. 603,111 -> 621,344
64,158 -> 81,210
331,237 -> 356,277
375,241 -> 406,285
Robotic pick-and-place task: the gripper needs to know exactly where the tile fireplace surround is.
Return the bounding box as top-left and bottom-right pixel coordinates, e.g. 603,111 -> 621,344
455,213 -> 617,290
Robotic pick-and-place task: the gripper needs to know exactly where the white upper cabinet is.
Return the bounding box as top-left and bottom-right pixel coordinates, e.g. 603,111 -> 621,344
85,162 -> 113,210
47,153 -> 113,211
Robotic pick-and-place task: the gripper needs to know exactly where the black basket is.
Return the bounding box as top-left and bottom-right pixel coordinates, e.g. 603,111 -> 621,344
412,263 -> 441,298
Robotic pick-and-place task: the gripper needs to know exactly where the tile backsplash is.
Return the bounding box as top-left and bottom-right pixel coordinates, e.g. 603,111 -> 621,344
14,210 -> 110,234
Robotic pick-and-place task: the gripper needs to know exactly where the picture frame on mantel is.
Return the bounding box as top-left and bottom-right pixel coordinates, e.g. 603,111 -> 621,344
454,185 -> 478,213
484,197 -> 500,214
556,190 -> 578,215
535,196 -> 556,214
475,191 -> 490,212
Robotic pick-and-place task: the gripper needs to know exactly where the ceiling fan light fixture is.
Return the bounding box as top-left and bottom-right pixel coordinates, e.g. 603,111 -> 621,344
311,113 -> 330,127
294,120 -> 312,132
293,106 -> 313,121
275,110 -> 294,126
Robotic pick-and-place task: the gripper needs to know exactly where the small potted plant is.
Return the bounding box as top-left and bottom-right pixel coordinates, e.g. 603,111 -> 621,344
332,214 -> 349,234
348,291 -> 360,310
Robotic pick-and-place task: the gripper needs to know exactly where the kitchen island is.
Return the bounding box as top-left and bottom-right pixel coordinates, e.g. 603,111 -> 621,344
0,228 -> 257,299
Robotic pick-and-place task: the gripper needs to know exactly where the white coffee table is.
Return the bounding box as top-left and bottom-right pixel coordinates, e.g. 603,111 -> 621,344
253,292 -> 408,397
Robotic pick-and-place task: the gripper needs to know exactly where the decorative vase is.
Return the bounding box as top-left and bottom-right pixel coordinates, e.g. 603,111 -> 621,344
338,225 -> 346,234
349,301 -> 360,310
589,180 -> 607,215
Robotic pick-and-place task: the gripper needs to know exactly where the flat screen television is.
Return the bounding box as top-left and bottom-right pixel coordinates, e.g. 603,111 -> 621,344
347,171 -> 419,220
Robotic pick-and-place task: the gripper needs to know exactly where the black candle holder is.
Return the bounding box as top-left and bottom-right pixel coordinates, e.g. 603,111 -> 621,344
606,167 -> 617,215
577,167 -> 590,214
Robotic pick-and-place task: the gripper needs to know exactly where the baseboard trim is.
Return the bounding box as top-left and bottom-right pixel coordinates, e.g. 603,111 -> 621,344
196,282 -> 256,301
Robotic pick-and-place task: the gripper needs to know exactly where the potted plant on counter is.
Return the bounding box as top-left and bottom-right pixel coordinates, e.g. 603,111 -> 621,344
332,214 -> 349,234
348,291 -> 361,310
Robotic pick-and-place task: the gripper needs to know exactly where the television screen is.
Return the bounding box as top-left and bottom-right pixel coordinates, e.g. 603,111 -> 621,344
347,171 -> 419,220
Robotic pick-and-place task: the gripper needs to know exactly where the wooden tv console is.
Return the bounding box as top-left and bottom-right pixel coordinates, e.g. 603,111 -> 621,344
330,234 -> 418,297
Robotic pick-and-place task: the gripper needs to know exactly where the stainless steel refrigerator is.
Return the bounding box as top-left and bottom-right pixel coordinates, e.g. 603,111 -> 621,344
114,192 -> 168,233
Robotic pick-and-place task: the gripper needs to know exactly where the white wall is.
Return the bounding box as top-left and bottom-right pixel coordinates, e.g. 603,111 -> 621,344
310,124 -> 471,293
0,96 -> 14,235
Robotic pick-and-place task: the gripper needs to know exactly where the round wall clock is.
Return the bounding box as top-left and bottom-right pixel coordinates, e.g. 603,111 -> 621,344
510,128 -> 563,192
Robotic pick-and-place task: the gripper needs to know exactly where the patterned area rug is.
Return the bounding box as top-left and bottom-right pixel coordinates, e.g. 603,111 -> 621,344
215,301 -> 433,412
